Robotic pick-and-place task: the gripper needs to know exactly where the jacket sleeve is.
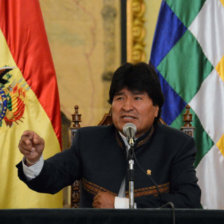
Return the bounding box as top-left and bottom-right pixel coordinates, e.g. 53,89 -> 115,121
135,137 -> 201,208
16,130 -> 82,194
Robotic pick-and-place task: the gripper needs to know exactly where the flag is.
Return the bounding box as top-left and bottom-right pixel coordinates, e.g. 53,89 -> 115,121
0,0 -> 63,208
150,0 -> 224,209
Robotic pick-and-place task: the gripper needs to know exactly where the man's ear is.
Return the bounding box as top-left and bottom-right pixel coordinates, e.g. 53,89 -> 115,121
154,105 -> 159,118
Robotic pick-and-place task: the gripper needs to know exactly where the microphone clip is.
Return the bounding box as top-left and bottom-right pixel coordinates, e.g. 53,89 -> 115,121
128,137 -> 135,147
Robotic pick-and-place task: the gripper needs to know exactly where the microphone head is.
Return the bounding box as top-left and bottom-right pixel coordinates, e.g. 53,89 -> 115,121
123,123 -> 137,139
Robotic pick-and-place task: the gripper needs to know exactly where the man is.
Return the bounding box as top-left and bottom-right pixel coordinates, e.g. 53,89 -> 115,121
17,62 -> 201,208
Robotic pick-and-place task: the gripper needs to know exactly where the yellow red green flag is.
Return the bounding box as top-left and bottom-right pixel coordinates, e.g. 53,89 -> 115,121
0,0 -> 63,208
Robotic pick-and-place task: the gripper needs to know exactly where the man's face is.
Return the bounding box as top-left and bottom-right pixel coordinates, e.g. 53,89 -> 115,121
111,88 -> 159,138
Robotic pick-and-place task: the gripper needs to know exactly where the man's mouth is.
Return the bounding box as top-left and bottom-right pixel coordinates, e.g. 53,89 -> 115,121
121,115 -> 137,120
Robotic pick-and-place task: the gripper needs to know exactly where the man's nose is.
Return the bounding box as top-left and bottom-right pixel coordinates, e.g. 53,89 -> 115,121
122,98 -> 133,111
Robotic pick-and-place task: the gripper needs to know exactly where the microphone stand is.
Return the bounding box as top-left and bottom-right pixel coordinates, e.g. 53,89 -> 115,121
128,137 -> 135,209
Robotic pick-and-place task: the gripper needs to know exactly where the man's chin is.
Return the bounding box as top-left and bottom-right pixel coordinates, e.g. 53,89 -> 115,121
120,118 -> 137,125
113,120 -> 137,131
119,121 -> 138,131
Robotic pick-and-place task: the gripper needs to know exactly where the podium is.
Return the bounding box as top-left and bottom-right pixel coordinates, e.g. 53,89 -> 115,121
1,209 -> 224,224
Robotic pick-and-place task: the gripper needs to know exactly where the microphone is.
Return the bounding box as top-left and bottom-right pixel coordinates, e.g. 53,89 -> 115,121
123,123 -> 137,208
123,123 -> 137,146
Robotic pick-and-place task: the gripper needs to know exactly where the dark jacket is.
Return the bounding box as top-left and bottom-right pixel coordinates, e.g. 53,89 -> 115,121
17,123 -> 201,208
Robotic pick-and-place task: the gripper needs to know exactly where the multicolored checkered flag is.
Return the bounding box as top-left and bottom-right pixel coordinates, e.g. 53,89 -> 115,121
150,0 -> 224,209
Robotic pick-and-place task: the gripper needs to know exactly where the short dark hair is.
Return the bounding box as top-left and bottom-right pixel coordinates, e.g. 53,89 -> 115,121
109,62 -> 164,122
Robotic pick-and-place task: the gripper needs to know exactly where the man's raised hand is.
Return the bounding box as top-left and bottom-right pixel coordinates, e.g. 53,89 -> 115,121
18,130 -> 45,166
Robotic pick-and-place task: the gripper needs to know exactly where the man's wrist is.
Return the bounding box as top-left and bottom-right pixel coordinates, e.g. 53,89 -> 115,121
25,158 -> 37,166
22,156 -> 44,180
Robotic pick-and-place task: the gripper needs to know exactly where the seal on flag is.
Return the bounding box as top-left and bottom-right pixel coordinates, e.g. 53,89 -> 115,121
0,66 -> 28,127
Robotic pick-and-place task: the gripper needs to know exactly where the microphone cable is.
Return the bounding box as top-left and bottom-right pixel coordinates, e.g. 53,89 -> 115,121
132,150 -> 162,204
160,202 -> 175,224
132,150 -> 162,205
133,150 -> 176,224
